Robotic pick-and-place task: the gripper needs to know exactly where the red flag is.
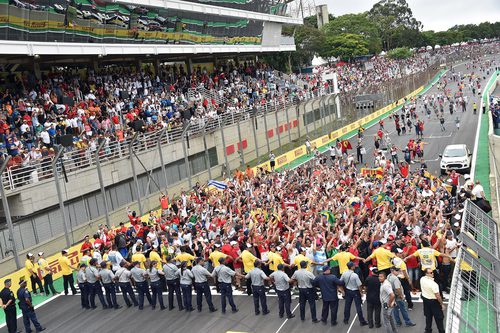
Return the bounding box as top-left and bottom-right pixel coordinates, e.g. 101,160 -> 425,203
342,140 -> 352,150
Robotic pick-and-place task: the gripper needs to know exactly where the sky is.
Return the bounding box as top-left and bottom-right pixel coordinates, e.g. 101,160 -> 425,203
312,0 -> 500,32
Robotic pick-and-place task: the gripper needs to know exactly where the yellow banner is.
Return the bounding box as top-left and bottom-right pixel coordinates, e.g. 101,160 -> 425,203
0,209 -> 160,296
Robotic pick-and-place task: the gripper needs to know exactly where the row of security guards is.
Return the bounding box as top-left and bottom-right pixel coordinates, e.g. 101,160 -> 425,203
72,255 -> 376,328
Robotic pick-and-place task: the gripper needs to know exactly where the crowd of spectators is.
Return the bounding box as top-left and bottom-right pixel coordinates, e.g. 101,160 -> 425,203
0,43 -> 496,186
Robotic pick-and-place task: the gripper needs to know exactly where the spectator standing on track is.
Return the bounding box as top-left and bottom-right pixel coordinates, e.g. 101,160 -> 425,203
59,249 -> 78,295
313,265 -> 344,326
341,261 -> 368,326
379,271 -> 398,333
247,260 -> 270,316
17,279 -> 45,332
365,268 -> 382,329
0,279 -> 18,333
270,263 -> 294,319
291,260 -> 318,323
421,268 -> 445,333
37,252 -> 58,296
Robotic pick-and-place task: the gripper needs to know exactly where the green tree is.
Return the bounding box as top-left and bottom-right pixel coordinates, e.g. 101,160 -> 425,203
368,0 -> 422,50
323,33 -> 369,61
321,13 -> 382,54
387,47 -> 413,59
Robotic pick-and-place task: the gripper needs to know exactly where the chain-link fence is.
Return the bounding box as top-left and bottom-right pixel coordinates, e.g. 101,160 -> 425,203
446,200 -> 500,333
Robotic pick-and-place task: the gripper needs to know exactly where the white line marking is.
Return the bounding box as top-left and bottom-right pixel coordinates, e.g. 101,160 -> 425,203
346,313 -> 359,333
0,293 -> 63,329
274,303 -> 300,333
470,92 -> 484,179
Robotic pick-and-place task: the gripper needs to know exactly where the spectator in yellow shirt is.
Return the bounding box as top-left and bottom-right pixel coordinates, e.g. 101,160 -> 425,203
238,244 -> 258,296
131,246 -> 147,269
363,241 -> 395,276
208,245 -> 228,268
292,248 -> 315,272
59,249 -> 78,295
148,247 -> 163,270
325,246 -> 364,274
25,253 -> 43,295
174,246 -> 196,267
37,252 -> 58,296
267,245 -> 285,272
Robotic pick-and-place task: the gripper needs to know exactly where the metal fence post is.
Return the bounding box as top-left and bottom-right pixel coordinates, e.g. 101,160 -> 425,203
236,118 -> 245,167
296,104 -> 301,139
182,124 -> 192,189
157,128 -> 168,189
52,148 -> 71,248
251,107 -> 260,161
95,139 -> 111,228
274,99 -> 282,149
128,133 -> 143,216
0,156 -> 20,268
263,106 -> 271,154
218,118 -> 230,176
284,98 -> 292,143
202,124 -> 212,180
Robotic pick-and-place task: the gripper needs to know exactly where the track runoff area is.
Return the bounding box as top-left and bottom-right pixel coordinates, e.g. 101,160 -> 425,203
1,58 -> 496,333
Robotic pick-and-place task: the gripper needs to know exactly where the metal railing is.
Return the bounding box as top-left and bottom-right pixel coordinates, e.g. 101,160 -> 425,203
446,200 -> 500,333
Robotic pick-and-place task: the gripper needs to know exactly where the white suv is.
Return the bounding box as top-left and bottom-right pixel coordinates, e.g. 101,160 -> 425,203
440,144 -> 472,175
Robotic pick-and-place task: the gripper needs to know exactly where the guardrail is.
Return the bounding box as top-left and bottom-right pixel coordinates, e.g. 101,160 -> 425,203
446,200 -> 500,333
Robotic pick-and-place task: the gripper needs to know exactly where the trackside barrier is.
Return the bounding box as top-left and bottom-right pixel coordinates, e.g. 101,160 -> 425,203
0,209 -> 161,301
446,200 -> 500,333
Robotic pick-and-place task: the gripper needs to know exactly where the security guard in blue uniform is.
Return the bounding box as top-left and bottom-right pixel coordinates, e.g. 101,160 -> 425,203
270,263 -> 295,319
313,265 -> 345,326
163,256 -> 183,311
17,278 -> 45,332
131,261 -> 153,310
212,257 -> 242,314
0,279 -> 18,333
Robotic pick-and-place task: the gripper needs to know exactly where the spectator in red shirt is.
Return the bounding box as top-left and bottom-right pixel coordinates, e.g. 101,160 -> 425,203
80,235 -> 92,253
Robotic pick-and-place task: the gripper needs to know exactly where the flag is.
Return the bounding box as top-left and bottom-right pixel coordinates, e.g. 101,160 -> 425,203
207,180 -> 227,191
370,193 -> 394,206
320,210 -> 336,225
341,140 -> 352,150
361,167 -> 384,179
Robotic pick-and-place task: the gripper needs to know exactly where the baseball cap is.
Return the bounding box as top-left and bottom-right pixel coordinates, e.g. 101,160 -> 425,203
373,241 -> 381,248
230,241 -> 238,246
38,252 -> 44,256
323,265 -> 331,272
61,249 -> 68,254
27,252 -> 34,257
369,267 -> 378,274
347,261 -> 355,269
277,264 -> 284,270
